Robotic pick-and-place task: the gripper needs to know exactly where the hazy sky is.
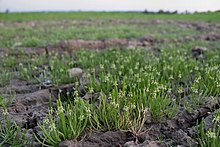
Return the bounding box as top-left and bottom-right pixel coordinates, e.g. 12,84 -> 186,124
0,0 -> 220,12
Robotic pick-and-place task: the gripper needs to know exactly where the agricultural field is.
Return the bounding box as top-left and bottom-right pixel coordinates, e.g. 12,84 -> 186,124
0,12 -> 220,146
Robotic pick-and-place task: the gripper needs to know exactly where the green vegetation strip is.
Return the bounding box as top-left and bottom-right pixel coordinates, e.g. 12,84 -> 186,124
1,12 -> 220,22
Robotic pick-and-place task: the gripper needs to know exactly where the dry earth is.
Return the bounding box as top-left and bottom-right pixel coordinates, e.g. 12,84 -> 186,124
0,20 -> 220,147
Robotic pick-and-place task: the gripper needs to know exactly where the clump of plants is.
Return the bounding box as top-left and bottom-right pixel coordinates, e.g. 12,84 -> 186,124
197,109 -> 220,147
35,93 -> 91,146
0,96 -> 30,146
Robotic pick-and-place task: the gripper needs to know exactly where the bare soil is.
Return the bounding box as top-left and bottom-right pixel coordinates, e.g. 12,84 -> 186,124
1,20 -> 220,146
1,77 -> 220,146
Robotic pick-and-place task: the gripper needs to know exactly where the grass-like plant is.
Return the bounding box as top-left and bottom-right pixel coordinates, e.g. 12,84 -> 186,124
197,109 -> 220,147
89,87 -> 148,134
0,97 -> 30,146
35,93 -> 90,146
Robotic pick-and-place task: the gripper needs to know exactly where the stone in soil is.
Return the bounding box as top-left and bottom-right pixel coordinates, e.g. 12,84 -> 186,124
69,68 -> 83,78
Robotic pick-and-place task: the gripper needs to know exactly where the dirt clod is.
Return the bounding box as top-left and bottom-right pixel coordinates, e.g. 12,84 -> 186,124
176,109 -> 199,129
171,129 -> 197,146
123,140 -> 160,147
82,131 -> 135,147
59,140 -> 80,147
191,46 -> 208,59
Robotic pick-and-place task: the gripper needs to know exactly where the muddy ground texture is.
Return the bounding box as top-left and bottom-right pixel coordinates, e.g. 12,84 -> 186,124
0,20 -> 220,147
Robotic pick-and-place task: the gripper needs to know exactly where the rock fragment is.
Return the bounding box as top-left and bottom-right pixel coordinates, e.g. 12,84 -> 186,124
69,68 -> 83,78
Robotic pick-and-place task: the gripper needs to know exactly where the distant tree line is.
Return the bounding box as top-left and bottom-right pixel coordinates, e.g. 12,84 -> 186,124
144,9 -> 178,14
3,9 -> 220,14
143,9 -> 220,14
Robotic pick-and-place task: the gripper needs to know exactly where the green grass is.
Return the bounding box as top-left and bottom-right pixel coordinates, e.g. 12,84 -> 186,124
0,12 -> 220,146
0,47 -> 219,146
0,22 -> 201,48
197,109 -> 220,147
0,46 -> 215,146
30,46 -> 219,146
0,96 -> 31,146
1,12 -> 220,22
0,12 -> 219,48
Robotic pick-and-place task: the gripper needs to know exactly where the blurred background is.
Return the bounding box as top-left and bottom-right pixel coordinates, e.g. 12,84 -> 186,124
0,0 -> 220,13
